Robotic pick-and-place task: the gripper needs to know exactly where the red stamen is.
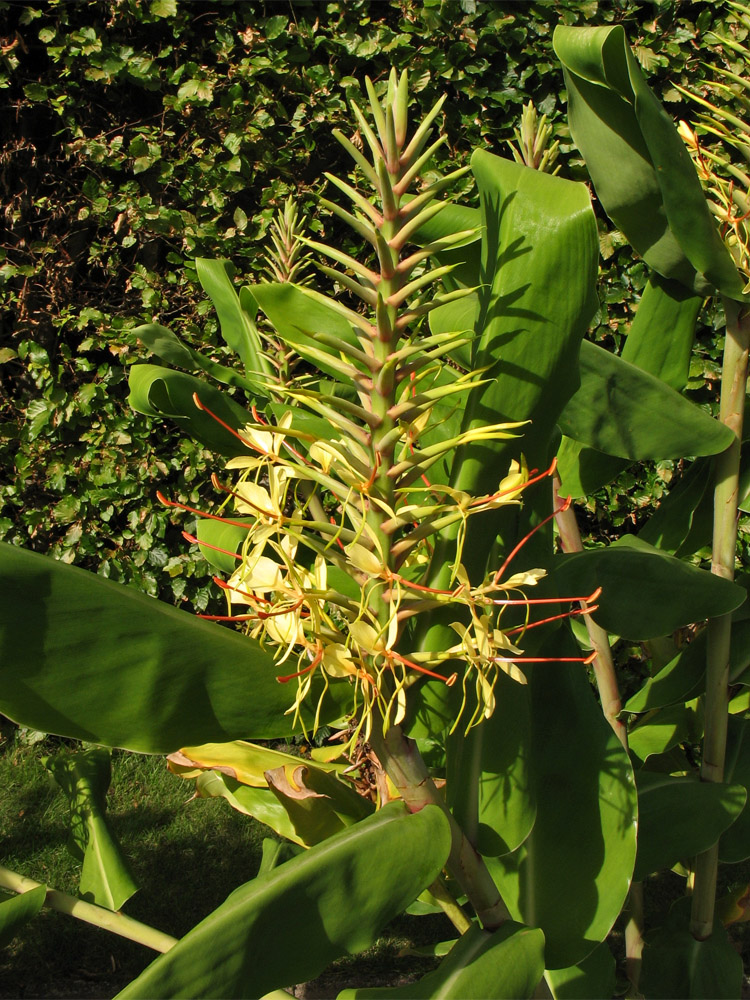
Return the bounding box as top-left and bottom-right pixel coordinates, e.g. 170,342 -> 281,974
198,613 -> 256,621
182,531 -> 243,561
256,598 -> 305,621
471,456 -> 558,510
490,652 -> 597,664
329,515 -> 346,551
156,491 -> 253,530
277,647 -> 323,684
487,591 -> 600,607
390,651 -> 458,686
504,604 -> 599,635
213,575 -> 273,607
493,495 -> 572,585
192,393 -> 258,450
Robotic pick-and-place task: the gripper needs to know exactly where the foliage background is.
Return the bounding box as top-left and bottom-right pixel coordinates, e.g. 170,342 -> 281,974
0,0 -> 737,613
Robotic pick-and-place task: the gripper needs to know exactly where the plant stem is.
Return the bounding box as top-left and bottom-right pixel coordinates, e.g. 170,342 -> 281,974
624,881 -> 645,999
690,297 -> 750,940
553,475 -> 627,749
553,475 -> 645,990
426,876 -> 474,935
370,724 -> 511,931
0,865 -> 177,953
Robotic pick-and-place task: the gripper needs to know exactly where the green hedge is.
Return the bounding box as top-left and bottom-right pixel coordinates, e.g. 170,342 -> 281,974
0,0 -> 732,609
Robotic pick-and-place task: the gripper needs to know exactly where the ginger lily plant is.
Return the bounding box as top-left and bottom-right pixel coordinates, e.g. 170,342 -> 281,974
2,34 -> 750,1000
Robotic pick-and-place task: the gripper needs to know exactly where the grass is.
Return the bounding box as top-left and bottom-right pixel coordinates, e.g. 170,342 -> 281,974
0,733 -> 272,997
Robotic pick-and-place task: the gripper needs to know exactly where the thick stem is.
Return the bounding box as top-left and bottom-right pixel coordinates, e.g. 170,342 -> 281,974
625,881 -> 645,998
553,476 -> 627,750
370,725 -> 511,931
553,475 -> 646,989
426,876 -> 474,935
691,298 -> 750,941
0,865 -> 177,953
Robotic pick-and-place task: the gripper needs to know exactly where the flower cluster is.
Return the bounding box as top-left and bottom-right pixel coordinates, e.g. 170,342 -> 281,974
162,69 -> 599,743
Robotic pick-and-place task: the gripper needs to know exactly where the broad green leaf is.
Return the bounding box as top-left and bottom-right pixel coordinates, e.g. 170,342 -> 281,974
169,741 -> 373,847
195,517 -> 252,574
127,364 -> 253,457
552,535 -> 746,640
720,716 -> 750,863
554,25 -> 743,299
0,884 -> 46,949
0,543 -> 349,752
192,771 -> 302,844
555,436 -> 628,500
44,749 -> 137,910
634,772 -> 746,880
195,259 -> 272,381
116,803 -> 452,999
625,633 -> 706,714
640,898 -> 743,999
487,653 -> 637,969
556,273 -> 702,497
338,922 -> 545,1000
456,151 -> 598,501
448,670 -> 535,857
628,703 -> 701,763
256,838 -> 303,879
133,323 -> 259,394
422,150 -> 597,604
620,273 -> 703,390
638,458 -> 713,554
265,763 -> 374,845
251,282 -> 361,381
545,942 -> 616,1000
558,341 -> 734,460
168,740 -> 317,787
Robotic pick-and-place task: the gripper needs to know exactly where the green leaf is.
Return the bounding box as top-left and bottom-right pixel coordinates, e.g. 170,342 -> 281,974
0,884 -> 46,949
127,364 -> 253,457
0,543 -> 349,752
640,898 -> 743,999
545,942 -> 616,1000
43,749 -> 137,910
195,259 -> 271,381
338,922 -> 545,1000
625,633 -> 707,714
553,25 -> 743,299
556,273 -> 703,498
133,324 -> 258,394
195,517 -> 252,575
620,273 -> 703,391
555,437 -> 628,500
169,741 -> 373,848
116,803 -> 452,1000
25,399 -> 55,440
720,716 -> 750,863
265,764 -> 374,847
638,458 -> 713,554
634,772 -> 746,880
150,0 -> 176,16
558,341 -> 734,460
457,151 -> 598,501
192,771 -> 303,845
552,535 -> 746,640
628,702 -> 700,763
448,670 -> 535,857
487,653 -> 637,969
264,15 -> 288,40
251,282 -> 361,381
